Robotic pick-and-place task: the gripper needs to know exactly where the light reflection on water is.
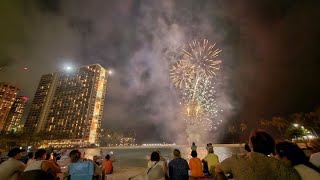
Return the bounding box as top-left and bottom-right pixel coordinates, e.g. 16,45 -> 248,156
72,145 -> 244,168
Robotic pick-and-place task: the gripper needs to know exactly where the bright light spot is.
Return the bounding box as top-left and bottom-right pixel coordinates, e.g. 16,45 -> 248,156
62,63 -> 74,72
307,135 -> 315,139
108,70 -> 113,75
23,67 -> 28,70
293,123 -> 299,128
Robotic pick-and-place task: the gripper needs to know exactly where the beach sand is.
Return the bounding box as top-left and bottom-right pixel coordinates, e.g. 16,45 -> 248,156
56,145 -> 243,180
106,167 -> 147,180
58,166 -> 147,180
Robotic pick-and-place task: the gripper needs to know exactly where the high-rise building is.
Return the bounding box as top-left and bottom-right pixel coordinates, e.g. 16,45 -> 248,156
0,83 -> 19,131
2,96 -> 28,132
24,64 -> 108,145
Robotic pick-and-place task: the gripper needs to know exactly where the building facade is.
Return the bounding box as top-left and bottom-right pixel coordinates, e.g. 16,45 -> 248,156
2,96 -> 28,132
0,83 -> 19,131
24,64 -> 108,145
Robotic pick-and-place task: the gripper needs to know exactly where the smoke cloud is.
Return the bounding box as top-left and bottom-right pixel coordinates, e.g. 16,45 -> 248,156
1,0 -> 320,143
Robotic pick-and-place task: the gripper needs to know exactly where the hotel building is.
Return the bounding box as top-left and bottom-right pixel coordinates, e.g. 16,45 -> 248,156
24,64 -> 108,146
2,96 -> 28,132
0,83 -> 19,131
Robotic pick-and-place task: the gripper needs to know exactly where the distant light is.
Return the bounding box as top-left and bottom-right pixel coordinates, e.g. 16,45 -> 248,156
66,66 -> 72,70
23,67 -> 28,70
293,123 -> 299,128
307,135 -> 315,139
108,70 -> 113,75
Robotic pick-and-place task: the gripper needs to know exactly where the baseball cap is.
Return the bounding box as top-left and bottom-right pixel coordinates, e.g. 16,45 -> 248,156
8,148 -> 26,157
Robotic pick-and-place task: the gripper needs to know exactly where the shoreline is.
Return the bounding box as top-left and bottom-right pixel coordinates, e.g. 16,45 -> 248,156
91,143 -> 245,150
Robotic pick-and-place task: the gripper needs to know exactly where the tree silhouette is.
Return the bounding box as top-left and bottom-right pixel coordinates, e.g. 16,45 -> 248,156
240,123 -> 247,133
228,125 -> 238,143
270,116 -> 287,139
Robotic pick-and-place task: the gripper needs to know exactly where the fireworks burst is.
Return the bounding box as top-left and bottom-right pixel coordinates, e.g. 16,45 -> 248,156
170,39 -> 222,131
170,60 -> 195,88
182,39 -> 222,78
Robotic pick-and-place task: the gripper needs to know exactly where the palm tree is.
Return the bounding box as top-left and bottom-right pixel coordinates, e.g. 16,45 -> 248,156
228,125 -> 237,143
239,123 -> 247,133
259,118 -> 270,127
270,116 -> 287,139
290,113 -> 304,125
304,111 -> 320,137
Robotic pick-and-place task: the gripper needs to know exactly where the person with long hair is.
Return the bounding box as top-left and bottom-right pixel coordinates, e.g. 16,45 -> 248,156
275,141 -> 320,180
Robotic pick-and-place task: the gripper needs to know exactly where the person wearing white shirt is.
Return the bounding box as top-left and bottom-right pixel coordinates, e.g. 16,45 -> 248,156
309,138 -> 320,168
0,148 -> 26,180
276,141 -> 320,180
147,151 -> 166,180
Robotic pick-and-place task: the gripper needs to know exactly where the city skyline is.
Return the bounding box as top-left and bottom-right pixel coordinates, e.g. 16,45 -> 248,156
1,1 -> 320,143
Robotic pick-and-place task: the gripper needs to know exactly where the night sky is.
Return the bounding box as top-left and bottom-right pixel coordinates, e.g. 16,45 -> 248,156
1,0 -> 320,143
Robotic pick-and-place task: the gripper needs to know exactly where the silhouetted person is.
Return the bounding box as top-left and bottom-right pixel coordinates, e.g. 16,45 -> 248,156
168,149 -> 189,180
189,150 -> 203,177
244,143 -> 251,153
103,154 -> 114,175
191,142 -> 197,151
202,147 -> 219,176
276,141 -> 320,179
20,152 -> 33,164
0,148 -> 26,180
147,151 -> 166,180
309,138 -> 320,167
22,149 -> 61,180
215,129 -> 301,180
